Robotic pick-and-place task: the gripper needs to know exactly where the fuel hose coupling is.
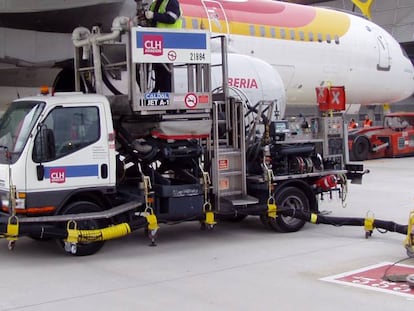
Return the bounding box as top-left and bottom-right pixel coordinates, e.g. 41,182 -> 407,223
267,196 -> 277,219
364,211 -> 375,239
405,211 -> 414,257
6,215 -> 19,250
203,202 -> 216,227
145,207 -> 159,246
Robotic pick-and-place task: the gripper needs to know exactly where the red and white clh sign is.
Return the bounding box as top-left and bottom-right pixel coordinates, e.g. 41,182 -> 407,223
50,168 -> 66,183
143,35 -> 163,56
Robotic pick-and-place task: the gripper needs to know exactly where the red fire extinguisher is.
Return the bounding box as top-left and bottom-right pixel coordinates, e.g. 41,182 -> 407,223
314,175 -> 337,191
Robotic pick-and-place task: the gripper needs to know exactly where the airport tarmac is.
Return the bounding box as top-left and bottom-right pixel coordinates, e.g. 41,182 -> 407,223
1,157 -> 414,310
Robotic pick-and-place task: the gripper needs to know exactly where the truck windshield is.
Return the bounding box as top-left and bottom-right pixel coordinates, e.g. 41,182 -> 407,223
384,115 -> 414,130
0,101 -> 44,164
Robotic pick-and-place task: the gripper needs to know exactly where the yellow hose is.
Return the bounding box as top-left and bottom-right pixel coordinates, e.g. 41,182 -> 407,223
67,223 -> 131,243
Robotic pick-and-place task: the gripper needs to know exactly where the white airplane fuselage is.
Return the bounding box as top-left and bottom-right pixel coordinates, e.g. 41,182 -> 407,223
179,0 -> 414,107
0,0 -> 413,109
228,14 -> 414,106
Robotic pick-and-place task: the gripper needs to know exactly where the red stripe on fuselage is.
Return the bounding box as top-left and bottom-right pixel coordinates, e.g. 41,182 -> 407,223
181,0 -> 316,28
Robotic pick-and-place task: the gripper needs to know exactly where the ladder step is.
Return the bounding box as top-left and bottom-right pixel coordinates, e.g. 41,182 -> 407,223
221,194 -> 259,206
218,149 -> 241,156
219,170 -> 242,176
220,190 -> 242,196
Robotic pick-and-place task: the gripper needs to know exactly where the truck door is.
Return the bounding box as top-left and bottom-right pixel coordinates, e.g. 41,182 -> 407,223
25,102 -> 114,207
201,0 -> 229,35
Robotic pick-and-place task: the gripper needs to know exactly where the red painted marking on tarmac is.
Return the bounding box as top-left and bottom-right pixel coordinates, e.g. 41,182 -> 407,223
320,262 -> 414,298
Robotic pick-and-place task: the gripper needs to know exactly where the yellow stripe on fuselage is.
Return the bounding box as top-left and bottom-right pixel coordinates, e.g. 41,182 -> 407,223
183,8 -> 350,43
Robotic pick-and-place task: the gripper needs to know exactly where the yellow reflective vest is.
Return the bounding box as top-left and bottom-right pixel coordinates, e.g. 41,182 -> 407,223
149,0 -> 183,28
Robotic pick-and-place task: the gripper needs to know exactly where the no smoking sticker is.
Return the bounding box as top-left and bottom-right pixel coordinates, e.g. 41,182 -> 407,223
185,93 -> 198,109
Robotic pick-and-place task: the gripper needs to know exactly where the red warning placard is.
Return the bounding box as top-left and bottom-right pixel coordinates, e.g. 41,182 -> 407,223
219,177 -> 229,190
218,159 -> 229,170
321,262 -> 414,298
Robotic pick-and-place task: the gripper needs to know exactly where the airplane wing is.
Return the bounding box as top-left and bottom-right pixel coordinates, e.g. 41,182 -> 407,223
0,0 -> 127,33
0,0 -> 134,94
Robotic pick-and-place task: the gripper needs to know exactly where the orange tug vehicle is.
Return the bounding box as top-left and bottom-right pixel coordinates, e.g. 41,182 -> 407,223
348,112 -> 414,161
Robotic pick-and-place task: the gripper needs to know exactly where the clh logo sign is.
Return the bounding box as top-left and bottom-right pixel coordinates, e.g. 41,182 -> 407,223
143,35 -> 163,56
50,168 -> 66,184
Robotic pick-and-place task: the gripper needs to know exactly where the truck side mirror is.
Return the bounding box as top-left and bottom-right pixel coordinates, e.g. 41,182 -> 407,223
36,165 -> 45,181
33,125 -> 56,163
34,125 -> 56,181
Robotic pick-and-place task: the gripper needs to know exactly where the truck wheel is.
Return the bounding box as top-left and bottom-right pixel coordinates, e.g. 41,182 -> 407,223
351,136 -> 370,161
57,201 -> 106,256
265,187 -> 309,232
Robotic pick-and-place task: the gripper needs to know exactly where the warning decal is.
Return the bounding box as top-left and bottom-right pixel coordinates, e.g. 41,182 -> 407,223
184,93 -> 198,109
219,178 -> 229,190
219,159 -> 229,170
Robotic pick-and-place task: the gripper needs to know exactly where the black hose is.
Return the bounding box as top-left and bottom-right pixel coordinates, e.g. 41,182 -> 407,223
278,208 -> 408,235
0,209 -> 409,240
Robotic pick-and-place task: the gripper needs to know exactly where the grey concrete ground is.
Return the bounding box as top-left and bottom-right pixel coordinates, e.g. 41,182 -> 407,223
1,158 -> 414,310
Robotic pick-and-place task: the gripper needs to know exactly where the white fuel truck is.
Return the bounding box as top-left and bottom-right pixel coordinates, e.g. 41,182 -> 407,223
0,18 -> 364,255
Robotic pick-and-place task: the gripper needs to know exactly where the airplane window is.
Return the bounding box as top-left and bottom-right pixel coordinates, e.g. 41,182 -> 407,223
249,25 -> 255,36
260,26 -> 265,37
289,29 -> 295,40
365,26 -> 372,32
280,28 -> 286,39
191,19 -> 199,29
317,33 -> 323,42
308,32 -> 314,41
270,28 -> 276,38
299,31 -> 305,41
326,34 -> 331,43
334,35 -> 340,44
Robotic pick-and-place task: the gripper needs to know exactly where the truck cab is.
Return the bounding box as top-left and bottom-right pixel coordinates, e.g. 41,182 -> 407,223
0,93 -> 116,216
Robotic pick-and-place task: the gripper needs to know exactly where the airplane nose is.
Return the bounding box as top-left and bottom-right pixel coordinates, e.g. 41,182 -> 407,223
407,62 -> 414,95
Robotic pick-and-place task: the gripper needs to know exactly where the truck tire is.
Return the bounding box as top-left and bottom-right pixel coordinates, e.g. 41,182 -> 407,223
57,201 -> 106,256
264,187 -> 309,232
351,136 -> 370,161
